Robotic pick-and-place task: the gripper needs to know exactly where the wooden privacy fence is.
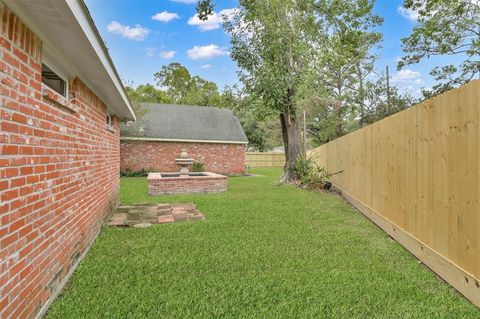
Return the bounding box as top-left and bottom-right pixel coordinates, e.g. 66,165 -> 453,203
246,152 -> 286,167
309,80 -> 480,307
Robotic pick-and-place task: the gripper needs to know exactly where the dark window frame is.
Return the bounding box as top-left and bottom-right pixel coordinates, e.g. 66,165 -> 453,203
106,114 -> 114,131
41,63 -> 67,97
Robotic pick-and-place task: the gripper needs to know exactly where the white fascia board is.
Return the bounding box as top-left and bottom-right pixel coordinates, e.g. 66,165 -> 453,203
65,0 -> 136,121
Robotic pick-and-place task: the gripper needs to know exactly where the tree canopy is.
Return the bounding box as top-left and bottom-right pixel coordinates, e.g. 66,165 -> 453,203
399,0 -> 480,98
153,63 -> 222,106
222,0 -> 384,181
125,84 -> 172,104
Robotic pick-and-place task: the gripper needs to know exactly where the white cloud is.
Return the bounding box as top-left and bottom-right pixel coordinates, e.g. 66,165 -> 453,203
414,78 -> 424,85
107,21 -> 149,40
391,69 -> 422,83
159,51 -> 176,59
152,11 -> 180,23
397,6 -> 419,21
171,0 -> 197,3
188,8 -> 238,31
200,64 -> 212,69
145,48 -> 156,57
187,44 -> 225,60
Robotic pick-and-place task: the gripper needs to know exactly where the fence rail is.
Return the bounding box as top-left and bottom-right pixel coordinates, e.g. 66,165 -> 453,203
309,80 -> 480,307
246,152 -> 286,167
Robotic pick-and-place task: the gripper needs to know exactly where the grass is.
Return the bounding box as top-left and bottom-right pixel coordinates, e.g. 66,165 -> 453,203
46,168 -> 480,318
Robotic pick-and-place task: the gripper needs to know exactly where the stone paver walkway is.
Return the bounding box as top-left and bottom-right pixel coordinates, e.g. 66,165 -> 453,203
107,203 -> 205,227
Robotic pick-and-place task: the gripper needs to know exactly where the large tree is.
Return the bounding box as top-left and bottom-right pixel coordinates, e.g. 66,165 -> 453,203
125,83 -> 172,121
302,2 -> 382,139
224,0 -> 322,181
359,74 -> 417,125
399,0 -> 480,98
154,62 -> 222,106
183,76 -> 222,106
222,0 -> 382,181
220,85 -> 283,151
125,84 -> 172,104
305,73 -> 417,146
154,63 -> 193,103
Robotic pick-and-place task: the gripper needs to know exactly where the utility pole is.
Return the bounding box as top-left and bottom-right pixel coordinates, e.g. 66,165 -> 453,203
386,65 -> 391,112
358,62 -> 365,127
303,110 -> 307,158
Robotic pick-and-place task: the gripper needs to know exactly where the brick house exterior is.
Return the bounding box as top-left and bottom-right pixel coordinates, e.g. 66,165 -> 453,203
0,2 -> 135,318
121,140 -> 246,175
121,103 -> 248,175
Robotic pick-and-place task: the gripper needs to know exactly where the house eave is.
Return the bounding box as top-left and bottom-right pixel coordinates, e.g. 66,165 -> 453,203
120,136 -> 248,145
1,0 -> 136,121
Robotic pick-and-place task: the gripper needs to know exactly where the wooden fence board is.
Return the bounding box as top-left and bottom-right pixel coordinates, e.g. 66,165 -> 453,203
309,80 -> 480,307
246,152 -> 286,167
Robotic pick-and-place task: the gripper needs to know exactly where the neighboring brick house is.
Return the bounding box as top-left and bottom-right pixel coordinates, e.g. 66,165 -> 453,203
121,103 -> 248,174
0,1 -> 135,318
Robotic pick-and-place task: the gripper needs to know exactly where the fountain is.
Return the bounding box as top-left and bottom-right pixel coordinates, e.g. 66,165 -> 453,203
147,150 -> 228,195
175,149 -> 194,175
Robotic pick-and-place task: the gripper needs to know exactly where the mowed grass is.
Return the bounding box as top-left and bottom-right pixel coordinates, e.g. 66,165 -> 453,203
46,168 -> 480,318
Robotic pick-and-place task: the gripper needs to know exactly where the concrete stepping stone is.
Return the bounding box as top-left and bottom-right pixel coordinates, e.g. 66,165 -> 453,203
107,203 -> 205,227
133,223 -> 152,228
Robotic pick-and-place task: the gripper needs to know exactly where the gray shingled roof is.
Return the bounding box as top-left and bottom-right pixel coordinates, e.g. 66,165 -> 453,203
121,103 -> 248,144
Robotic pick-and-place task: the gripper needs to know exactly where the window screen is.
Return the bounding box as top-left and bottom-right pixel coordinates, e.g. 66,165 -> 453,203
42,63 -> 66,96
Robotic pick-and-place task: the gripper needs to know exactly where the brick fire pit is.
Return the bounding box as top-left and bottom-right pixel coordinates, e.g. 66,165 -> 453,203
148,172 -> 227,195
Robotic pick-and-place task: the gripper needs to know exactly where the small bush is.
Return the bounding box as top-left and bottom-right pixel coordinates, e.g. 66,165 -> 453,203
192,162 -> 204,172
289,156 -> 329,190
120,168 -> 149,177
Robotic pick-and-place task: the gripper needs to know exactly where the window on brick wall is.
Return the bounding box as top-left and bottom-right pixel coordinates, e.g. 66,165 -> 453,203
42,63 -> 67,97
106,114 -> 113,131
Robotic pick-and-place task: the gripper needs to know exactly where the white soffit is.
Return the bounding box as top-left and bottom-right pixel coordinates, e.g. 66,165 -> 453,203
1,0 -> 136,121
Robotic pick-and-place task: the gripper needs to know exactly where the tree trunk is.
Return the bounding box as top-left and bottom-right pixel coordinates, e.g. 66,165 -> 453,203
280,113 -> 289,162
279,110 -> 301,183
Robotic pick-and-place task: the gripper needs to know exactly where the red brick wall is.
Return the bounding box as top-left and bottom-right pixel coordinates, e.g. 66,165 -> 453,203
120,140 -> 246,174
148,172 -> 227,195
0,5 -> 120,319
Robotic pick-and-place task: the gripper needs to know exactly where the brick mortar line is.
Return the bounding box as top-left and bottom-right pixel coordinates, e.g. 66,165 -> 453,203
0,183 -> 117,292
0,164 -> 117,186
4,200 -> 116,319
0,169 -> 118,225
0,117 -> 117,145
0,80 -> 109,118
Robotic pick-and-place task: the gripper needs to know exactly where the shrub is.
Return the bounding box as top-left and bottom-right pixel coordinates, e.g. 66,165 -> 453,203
289,156 -> 329,189
192,162 -> 204,172
120,168 -> 149,177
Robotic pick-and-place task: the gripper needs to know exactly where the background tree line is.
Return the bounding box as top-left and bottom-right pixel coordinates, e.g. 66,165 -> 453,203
125,62 -> 283,152
126,60 -> 415,152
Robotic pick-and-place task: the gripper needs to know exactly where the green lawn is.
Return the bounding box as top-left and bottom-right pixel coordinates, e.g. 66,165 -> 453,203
46,168 -> 480,318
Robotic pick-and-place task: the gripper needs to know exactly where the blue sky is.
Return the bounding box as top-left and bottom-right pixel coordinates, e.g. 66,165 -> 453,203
85,0 -> 457,96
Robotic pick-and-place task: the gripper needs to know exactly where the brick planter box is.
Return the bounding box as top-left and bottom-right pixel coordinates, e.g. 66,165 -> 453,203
148,172 -> 228,195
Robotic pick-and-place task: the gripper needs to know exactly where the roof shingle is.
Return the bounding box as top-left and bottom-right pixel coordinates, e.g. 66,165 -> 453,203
121,103 -> 248,144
